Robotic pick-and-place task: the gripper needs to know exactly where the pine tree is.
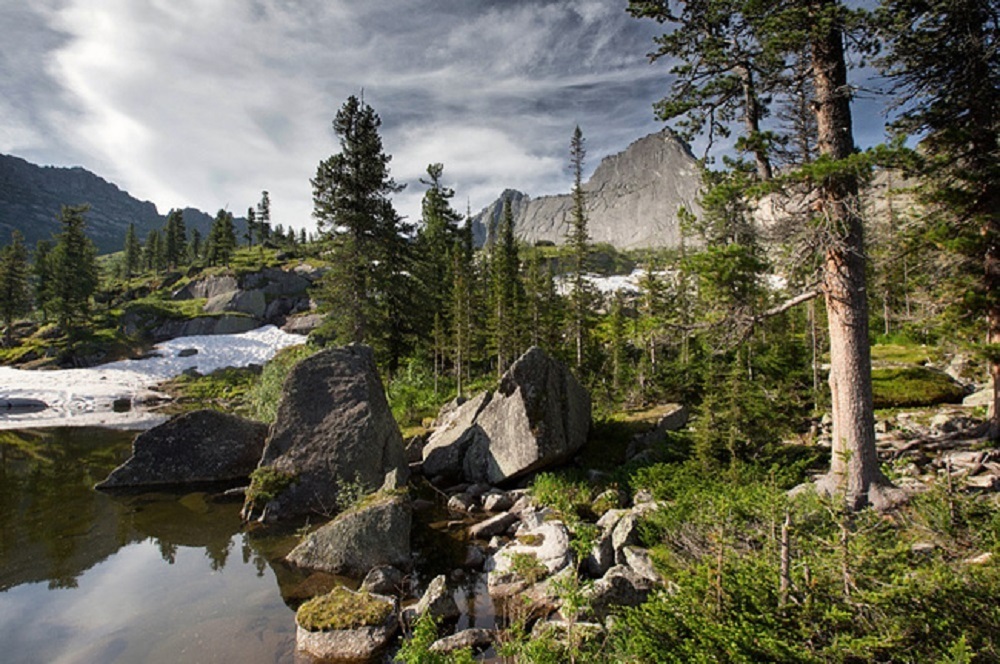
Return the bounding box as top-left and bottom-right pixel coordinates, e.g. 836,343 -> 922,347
206,209 -> 237,267
312,95 -> 412,368
49,204 -> 98,332
245,207 -> 257,247
163,208 -> 186,269
631,0 -> 894,509
188,228 -> 203,263
123,223 -> 142,280
144,229 -> 162,273
566,126 -> 595,371
879,0 -> 1000,437
0,231 -> 31,345
490,199 -> 523,376
257,191 -> 272,246
416,163 -> 464,387
33,239 -> 53,323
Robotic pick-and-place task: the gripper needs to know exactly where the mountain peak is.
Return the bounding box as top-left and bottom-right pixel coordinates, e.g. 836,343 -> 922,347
471,129 -> 702,250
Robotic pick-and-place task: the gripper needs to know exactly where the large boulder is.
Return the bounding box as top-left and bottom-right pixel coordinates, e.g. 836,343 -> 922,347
96,410 -> 268,489
247,344 -> 408,521
422,347 -> 590,484
286,493 -> 412,577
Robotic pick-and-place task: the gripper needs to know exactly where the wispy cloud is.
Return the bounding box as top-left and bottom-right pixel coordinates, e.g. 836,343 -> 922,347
4,1 -> 671,228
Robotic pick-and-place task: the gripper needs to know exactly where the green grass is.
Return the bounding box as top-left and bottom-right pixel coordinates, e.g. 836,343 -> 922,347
871,366 -> 966,408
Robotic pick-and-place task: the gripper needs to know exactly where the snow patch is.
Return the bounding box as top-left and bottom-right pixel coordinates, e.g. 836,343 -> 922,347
0,325 -> 306,430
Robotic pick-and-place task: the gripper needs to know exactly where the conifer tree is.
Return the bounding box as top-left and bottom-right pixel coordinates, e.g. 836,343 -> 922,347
206,209 -> 237,267
566,125 -> 595,370
123,223 -> 142,280
144,229 -> 163,273
163,208 -> 186,269
245,207 -> 256,247
631,0 -> 893,509
312,95 -> 412,369
188,228 -> 202,263
416,163 -> 464,388
0,231 -> 31,345
490,199 -> 523,376
49,204 -> 98,331
879,0 -> 1000,438
33,239 -> 53,323
257,191 -> 272,246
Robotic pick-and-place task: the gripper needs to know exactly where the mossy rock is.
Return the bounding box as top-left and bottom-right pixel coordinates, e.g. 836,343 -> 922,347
295,587 -> 399,661
296,586 -> 394,632
872,366 -> 966,409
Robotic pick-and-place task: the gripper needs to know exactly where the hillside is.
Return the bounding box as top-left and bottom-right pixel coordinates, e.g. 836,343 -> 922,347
0,153 -> 229,255
472,129 -> 703,249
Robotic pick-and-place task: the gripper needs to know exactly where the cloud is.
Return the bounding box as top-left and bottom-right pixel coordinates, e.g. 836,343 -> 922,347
7,1 -> 670,230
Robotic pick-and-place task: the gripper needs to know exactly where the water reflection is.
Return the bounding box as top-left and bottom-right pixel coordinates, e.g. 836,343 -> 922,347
0,427 -> 300,663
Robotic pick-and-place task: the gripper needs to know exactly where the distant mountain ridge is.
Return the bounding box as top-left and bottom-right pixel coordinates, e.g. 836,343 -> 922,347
0,153 -> 232,254
472,129 -> 703,250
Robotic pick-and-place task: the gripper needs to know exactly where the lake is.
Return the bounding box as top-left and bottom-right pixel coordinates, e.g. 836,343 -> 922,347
0,427 -> 307,664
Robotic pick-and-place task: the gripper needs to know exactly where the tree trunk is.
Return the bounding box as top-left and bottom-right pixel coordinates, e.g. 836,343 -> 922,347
810,0 -> 899,511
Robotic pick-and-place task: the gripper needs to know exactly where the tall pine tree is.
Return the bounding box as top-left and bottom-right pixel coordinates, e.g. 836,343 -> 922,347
312,95 -> 412,369
49,205 -> 98,332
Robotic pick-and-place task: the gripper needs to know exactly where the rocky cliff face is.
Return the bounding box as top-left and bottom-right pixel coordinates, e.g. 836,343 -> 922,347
472,130 -> 702,250
0,153 -> 228,254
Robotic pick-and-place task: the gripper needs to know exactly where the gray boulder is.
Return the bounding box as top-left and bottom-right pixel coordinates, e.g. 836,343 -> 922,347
172,274 -> 238,300
361,565 -> 406,596
423,347 -> 591,485
430,628 -> 494,654
469,348 -> 591,483
282,312 -> 325,335
96,410 -> 267,489
406,574 -> 460,624
247,345 -> 408,521
487,520 -> 572,590
586,565 -> 655,620
286,493 -> 412,577
422,391 -> 491,481
204,289 -> 267,318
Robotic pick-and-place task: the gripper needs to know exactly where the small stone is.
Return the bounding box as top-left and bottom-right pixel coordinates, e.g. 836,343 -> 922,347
482,491 -> 516,512
429,628 -> 494,654
361,565 -> 405,595
469,512 -> 519,540
447,493 -> 477,513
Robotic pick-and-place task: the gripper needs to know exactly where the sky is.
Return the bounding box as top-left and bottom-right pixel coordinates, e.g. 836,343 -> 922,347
0,1 -> 892,232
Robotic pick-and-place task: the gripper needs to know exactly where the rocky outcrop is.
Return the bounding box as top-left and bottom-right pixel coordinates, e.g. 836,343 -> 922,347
287,493 -> 412,577
95,410 -> 268,489
471,130 -> 702,250
247,345 -> 408,521
421,347 -> 591,484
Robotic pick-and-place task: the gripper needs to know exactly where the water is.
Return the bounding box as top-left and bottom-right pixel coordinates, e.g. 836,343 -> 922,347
0,427 -> 303,664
